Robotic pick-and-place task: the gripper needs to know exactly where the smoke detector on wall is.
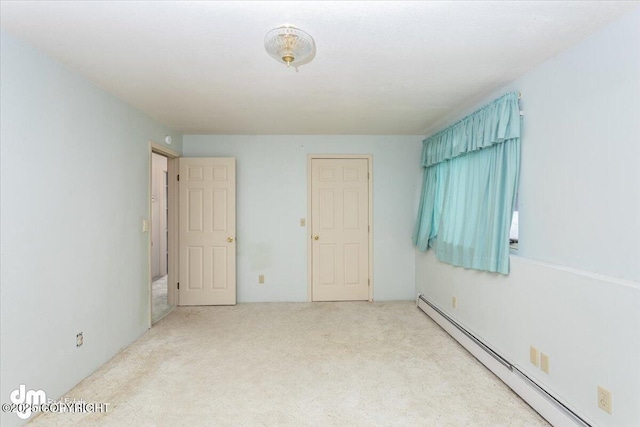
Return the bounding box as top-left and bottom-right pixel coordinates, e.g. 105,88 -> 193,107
264,25 -> 316,71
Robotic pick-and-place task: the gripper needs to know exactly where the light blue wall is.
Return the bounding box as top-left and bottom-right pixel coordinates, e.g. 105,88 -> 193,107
183,135 -> 423,302
0,31 -> 181,427
416,8 -> 640,426
514,9 -> 639,281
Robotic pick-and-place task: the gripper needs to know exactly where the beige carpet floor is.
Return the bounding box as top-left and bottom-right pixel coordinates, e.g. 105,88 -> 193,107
151,275 -> 173,324
30,302 -> 548,426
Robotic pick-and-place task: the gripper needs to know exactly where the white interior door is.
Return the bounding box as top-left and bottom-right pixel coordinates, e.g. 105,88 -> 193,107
311,158 -> 370,301
178,158 -> 236,305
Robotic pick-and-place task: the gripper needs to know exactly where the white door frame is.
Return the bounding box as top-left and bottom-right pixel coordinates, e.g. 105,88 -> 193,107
307,154 -> 373,302
149,141 -> 180,327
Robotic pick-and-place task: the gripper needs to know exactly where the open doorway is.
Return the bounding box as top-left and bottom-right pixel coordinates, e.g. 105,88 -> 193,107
149,141 -> 179,325
151,152 -> 171,322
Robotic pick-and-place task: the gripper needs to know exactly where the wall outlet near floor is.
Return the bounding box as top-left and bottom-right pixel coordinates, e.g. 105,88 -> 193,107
540,352 -> 550,374
598,386 -> 612,414
452,296 -> 457,308
529,346 -> 539,367
76,332 -> 83,347
258,275 -> 265,284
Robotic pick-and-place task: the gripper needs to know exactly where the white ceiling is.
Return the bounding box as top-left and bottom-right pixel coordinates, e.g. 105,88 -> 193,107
1,1 -> 637,135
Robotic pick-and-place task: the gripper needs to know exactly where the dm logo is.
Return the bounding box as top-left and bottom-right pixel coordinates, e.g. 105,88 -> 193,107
10,385 -> 46,420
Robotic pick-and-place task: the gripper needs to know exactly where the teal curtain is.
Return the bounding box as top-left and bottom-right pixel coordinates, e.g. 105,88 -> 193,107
413,92 -> 521,274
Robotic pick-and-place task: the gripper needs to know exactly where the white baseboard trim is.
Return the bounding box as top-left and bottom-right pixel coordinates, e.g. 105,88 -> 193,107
417,294 -> 592,427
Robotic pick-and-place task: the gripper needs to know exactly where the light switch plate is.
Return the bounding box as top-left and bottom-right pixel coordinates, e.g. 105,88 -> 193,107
300,218 -> 306,226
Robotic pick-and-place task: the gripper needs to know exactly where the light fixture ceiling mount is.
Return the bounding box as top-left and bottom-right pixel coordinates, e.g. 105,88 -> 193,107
264,25 -> 316,71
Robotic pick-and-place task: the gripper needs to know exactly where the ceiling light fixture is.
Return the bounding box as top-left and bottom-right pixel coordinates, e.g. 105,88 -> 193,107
264,25 -> 316,72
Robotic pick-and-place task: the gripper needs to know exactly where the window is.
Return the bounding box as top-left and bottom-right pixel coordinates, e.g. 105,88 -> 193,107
509,194 -> 519,251
413,92 -> 521,274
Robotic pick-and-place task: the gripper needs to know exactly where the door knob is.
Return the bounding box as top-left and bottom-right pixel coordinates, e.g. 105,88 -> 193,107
227,237 -> 234,242
313,235 -> 319,240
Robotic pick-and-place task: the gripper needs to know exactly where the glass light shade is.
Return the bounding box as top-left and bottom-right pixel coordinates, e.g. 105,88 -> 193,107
265,25 -> 316,69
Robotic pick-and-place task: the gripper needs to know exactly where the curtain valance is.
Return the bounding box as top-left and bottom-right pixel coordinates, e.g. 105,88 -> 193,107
421,92 -> 521,168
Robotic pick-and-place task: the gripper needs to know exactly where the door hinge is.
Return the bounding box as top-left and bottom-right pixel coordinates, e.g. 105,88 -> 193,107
368,279 -> 370,286
177,174 -> 180,181
368,172 -> 370,179
368,225 -> 370,232
177,282 -> 180,289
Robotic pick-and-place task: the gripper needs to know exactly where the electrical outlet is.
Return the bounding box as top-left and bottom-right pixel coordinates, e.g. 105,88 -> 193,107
76,332 -> 83,348
598,386 -> 612,414
540,352 -> 550,374
300,218 -> 306,227
258,275 -> 265,284
452,297 -> 457,308
530,346 -> 539,367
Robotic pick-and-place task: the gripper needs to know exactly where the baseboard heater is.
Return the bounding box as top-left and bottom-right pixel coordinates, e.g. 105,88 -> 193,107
417,294 -> 592,427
